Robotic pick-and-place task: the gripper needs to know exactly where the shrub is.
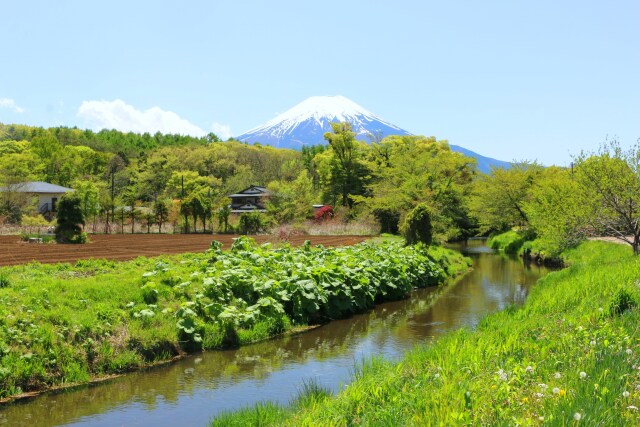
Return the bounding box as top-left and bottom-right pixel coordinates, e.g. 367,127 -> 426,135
55,193 -> 86,244
238,212 -> 269,234
373,208 -> 400,234
402,204 -> 433,246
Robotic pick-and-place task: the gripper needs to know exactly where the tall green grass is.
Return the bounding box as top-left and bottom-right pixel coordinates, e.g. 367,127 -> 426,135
212,241 -> 640,425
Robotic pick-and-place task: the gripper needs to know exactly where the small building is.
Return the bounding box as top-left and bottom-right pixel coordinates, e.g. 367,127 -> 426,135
0,181 -> 74,220
228,185 -> 269,213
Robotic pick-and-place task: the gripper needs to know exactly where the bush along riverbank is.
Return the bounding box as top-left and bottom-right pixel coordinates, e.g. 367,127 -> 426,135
489,229 -> 563,266
212,240 -> 640,426
0,238 -> 469,401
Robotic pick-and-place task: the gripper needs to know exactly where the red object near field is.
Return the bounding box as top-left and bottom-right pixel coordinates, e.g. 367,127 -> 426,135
314,205 -> 334,222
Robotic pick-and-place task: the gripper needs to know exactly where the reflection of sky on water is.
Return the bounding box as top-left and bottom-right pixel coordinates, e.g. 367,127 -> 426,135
1,242 -> 553,427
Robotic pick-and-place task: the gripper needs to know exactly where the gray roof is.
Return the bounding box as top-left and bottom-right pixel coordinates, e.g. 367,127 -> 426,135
228,185 -> 269,198
0,181 -> 74,194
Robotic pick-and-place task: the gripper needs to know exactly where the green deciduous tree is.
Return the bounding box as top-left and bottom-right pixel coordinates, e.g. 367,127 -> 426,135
470,161 -> 543,233
73,180 -> 101,232
0,182 -> 34,224
218,204 -> 231,233
402,203 -> 434,246
322,122 -> 370,207
154,199 -> 169,233
355,136 -> 476,240
266,171 -> 316,224
524,167 -> 585,256
573,140 -> 640,254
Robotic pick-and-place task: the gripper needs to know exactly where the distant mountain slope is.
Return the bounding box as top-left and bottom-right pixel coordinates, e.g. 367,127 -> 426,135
237,96 -> 509,173
449,144 -> 511,173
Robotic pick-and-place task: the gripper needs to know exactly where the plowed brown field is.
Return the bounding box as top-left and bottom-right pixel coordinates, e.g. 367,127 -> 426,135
0,234 -> 371,266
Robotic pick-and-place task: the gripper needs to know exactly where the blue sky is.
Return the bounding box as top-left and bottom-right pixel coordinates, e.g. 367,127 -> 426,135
1,0 -> 638,165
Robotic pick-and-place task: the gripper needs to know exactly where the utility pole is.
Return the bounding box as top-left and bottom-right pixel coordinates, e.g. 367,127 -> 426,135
181,175 -> 186,233
111,167 -> 116,226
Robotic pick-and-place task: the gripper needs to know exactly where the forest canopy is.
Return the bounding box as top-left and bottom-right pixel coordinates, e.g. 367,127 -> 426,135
0,122 -> 480,239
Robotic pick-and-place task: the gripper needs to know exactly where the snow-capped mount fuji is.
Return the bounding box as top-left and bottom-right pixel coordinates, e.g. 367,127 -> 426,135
236,95 -> 411,148
236,95 -> 510,173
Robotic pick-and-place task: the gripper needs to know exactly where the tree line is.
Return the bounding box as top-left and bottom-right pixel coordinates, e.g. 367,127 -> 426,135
0,122 -> 480,239
3,121 -> 636,252
470,139 -> 640,256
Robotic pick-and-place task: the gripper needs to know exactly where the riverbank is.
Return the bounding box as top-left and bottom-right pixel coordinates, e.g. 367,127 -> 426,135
212,240 -> 640,425
488,230 -> 563,266
0,238 -> 469,402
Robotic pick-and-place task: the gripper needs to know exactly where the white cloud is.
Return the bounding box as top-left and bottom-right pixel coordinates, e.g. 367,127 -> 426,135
77,99 -> 207,136
211,122 -> 232,140
0,98 -> 25,113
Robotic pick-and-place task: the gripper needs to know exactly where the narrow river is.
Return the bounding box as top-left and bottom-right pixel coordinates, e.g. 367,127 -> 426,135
0,240 -> 553,426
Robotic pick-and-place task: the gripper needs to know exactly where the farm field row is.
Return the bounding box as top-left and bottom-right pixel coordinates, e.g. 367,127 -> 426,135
0,234 -> 370,266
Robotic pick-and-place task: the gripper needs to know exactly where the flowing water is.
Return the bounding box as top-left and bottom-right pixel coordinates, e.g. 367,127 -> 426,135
0,240 -> 553,426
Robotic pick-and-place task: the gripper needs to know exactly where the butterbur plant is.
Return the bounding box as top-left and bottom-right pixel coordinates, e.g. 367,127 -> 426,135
141,283 -> 159,304
175,303 -> 204,351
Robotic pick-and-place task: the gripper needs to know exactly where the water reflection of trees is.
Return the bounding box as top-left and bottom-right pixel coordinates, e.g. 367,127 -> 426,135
1,247 -> 552,427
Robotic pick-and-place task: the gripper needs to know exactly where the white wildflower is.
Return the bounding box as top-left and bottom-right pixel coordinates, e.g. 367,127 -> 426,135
539,383 -> 548,390
579,371 -> 587,379
623,391 -> 630,398
574,412 -> 582,421
534,392 -> 544,398
525,366 -> 534,373
628,405 -> 639,411
554,372 -> 561,379
627,348 -> 633,355
553,387 -> 560,394
497,368 -> 508,381
590,340 -> 596,346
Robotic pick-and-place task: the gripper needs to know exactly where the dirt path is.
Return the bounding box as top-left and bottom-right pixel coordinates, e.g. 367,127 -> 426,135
0,234 -> 371,266
589,236 -> 633,245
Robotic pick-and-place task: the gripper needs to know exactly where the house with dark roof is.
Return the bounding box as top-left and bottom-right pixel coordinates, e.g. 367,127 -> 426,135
228,185 -> 269,213
0,181 -> 74,219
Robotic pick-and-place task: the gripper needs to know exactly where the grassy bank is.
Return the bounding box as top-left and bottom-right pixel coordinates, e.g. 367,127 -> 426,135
0,238 -> 469,401
212,240 -> 640,426
488,229 -> 530,254
489,230 -> 563,266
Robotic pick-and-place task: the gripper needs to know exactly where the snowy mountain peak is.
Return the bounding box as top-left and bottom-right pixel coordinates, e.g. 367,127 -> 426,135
264,95 -> 375,124
235,95 -> 510,173
237,95 -> 410,148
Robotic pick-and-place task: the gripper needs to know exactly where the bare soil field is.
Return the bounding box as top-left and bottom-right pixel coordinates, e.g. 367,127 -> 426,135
0,234 -> 371,267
